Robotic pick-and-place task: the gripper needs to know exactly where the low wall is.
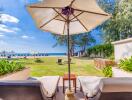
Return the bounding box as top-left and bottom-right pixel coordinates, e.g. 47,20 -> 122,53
94,58 -> 116,69
112,67 -> 132,77
112,38 -> 132,62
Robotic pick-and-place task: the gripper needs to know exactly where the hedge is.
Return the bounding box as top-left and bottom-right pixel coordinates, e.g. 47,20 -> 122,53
86,44 -> 114,58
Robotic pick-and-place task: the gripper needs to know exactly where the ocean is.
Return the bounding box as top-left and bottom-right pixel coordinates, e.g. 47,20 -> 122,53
0,53 -> 66,57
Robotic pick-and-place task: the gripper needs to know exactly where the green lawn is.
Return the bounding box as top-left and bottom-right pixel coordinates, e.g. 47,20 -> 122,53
14,57 -> 103,77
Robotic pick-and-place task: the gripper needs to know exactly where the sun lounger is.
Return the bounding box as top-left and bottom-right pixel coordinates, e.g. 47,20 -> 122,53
82,77 -> 132,100
0,76 -> 60,100
0,80 -> 45,100
57,58 -> 63,65
37,76 -> 60,99
94,78 -> 132,100
78,76 -> 103,100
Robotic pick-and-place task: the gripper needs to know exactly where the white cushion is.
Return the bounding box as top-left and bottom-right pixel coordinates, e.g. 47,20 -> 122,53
37,76 -> 60,97
78,76 -> 103,97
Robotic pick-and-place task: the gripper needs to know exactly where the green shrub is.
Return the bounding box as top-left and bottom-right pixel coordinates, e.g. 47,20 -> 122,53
87,44 -> 114,58
0,60 -> 25,76
119,57 -> 132,72
102,66 -> 113,77
34,58 -> 44,63
108,53 -> 115,60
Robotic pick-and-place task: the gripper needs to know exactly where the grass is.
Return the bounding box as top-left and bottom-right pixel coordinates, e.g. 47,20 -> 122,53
13,57 -> 103,77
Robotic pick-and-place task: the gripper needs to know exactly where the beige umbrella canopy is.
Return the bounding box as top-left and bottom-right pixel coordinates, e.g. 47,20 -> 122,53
27,0 -> 111,35
27,0 -> 111,91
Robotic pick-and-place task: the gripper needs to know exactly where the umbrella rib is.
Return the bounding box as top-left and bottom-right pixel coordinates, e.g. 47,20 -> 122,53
29,6 -> 62,9
72,14 -> 88,31
29,7 -> 109,16
55,19 -> 66,22
40,15 -> 59,28
53,8 -> 67,21
70,11 -> 84,21
74,9 -> 109,16
69,0 -> 76,6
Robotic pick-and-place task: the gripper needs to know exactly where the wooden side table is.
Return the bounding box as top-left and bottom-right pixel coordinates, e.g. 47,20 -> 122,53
63,74 -> 77,93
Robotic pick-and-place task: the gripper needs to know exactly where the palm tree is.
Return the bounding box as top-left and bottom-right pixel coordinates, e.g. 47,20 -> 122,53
78,33 -> 96,53
52,34 -> 78,56
52,32 -> 95,56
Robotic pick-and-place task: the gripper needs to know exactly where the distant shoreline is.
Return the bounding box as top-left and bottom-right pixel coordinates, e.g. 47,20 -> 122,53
0,55 -> 67,59
0,53 -> 67,58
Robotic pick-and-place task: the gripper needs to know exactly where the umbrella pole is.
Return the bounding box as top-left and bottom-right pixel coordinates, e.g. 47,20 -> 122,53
67,16 -> 71,91
65,14 -> 75,100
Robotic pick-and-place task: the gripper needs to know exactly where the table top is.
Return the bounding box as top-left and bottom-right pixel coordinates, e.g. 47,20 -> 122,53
63,74 -> 76,80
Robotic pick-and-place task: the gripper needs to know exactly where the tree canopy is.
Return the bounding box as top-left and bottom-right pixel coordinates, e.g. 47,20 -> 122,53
52,33 -> 95,55
99,0 -> 132,43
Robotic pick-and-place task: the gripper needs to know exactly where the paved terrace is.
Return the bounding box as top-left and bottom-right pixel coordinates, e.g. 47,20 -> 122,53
56,67 -> 132,100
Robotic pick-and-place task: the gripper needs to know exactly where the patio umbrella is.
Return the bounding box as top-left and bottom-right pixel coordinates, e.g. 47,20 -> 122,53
27,0 -> 111,91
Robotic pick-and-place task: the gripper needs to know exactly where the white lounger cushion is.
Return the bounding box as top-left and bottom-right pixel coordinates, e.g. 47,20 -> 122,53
78,76 -> 103,98
37,76 -> 60,98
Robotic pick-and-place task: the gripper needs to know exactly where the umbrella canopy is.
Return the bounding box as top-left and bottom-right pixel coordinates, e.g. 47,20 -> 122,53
27,0 -> 111,91
27,0 -> 111,35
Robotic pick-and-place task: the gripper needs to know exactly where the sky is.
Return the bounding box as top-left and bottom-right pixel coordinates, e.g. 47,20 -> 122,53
0,0 -> 103,53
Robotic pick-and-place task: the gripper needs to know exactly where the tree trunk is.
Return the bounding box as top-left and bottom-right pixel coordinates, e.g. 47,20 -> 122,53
70,45 -> 75,57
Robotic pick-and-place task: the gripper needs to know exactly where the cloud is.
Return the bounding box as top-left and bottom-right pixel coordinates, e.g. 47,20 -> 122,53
21,35 -> 34,39
0,24 -> 15,33
0,14 -> 19,23
0,32 -> 4,34
0,14 -> 20,33
21,35 -> 29,39
0,32 -> 5,38
0,34 -> 5,37
0,24 -> 20,33
0,40 -> 7,45
12,27 -> 21,31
